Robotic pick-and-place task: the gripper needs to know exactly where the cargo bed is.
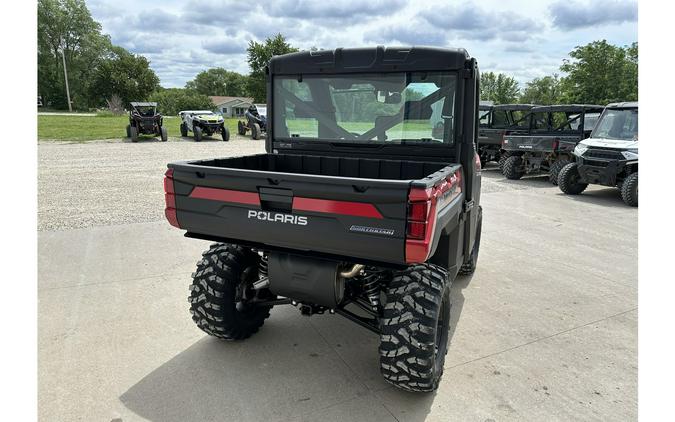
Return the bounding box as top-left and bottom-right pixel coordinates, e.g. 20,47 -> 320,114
166,153 -> 464,265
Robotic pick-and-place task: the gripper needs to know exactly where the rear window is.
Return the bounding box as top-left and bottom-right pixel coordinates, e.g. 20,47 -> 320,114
273,71 -> 459,145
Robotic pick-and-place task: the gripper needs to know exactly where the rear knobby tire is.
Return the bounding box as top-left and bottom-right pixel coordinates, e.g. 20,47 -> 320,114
502,155 -> 524,180
379,263 -> 451,392
222,126 -> 230,142
194,125 -> 202,142
126,124 -> 131,138
160,126 -> 168,142
458,206 -> 482,275
238,120 -> 246,135
558,163 -> 588,195
548,158 -> 571,185
188,244 -> 274,340
130,126 -> 138,142
621,172 -> 638,207
497,152 -> 511,171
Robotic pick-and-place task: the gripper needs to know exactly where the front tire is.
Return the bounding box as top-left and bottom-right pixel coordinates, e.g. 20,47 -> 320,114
222,126 -> 230,142
130,125 -> 138,142
558,163 -> 588,195
193,125 -> 202,142
251,123 -> 261,140
379,263 -> 451,392
238,120 -> 246,135
502,155 -> 524,180
621,172 -> 638,207
180,123 -> 188,137
126,124 -> 131,138
189,244 -> 275,340
160,126 -> 168,142
548,158 -> 571,185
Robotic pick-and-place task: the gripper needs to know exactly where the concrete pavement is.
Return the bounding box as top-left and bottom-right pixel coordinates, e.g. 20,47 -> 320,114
38,164 -> 637,421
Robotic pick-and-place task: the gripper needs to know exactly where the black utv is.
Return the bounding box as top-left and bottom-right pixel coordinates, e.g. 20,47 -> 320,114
237,104 -> 267,140
163,46 -> 483,393
501,104 -> 604,184
478,103 -> 536,168
126,102 -> 167,142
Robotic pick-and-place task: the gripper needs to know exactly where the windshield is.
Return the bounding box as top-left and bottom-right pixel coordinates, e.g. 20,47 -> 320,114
273,72 -> 458,144
135,106 -> 156,117
591,108 -> 638,140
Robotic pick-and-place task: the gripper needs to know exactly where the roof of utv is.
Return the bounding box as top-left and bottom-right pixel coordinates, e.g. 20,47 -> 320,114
130,102 -> 157,107
606,101 -> 638,109
268,46 -> 471,75
493,103 -> 538,111
531,104 -> 605,113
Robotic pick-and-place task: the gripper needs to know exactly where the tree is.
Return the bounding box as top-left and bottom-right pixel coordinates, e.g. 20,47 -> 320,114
520,75 -> 563,105
480,72 -> 520,104
87,47 -> 160,107
559,40 -> 638,104
149,88 -> 214,115
38,0 -> 113,109
185,68 -> 249,96
247,34 -> 298,102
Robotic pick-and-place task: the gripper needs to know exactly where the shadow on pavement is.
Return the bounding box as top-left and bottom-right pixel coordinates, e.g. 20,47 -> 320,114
449,271 -> 472,354
119,273 -> 470,422
553,188 -> 631,209
119,312 -> 442,422
121,136 -> 165,143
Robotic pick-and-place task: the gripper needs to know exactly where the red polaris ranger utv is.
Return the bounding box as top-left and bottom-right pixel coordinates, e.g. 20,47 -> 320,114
163,46 -> 483,392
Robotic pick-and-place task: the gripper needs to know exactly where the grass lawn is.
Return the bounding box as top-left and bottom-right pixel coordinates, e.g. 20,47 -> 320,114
38,114 -> 242,142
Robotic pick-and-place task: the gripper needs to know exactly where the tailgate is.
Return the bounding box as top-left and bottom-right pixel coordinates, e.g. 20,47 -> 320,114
166,162 -> 418,264
503,134 -> 580,152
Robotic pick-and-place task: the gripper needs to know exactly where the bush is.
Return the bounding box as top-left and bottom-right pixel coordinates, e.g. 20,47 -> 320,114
149,89 -> 214,115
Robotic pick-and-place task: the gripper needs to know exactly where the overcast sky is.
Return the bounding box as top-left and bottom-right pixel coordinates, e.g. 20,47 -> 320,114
87,0 -> 637,88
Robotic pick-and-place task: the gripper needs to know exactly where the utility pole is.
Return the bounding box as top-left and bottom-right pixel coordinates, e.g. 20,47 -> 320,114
60,40 -> 72,112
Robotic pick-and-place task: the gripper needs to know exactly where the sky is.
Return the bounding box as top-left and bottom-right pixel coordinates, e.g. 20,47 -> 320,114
87,0 -> 638,88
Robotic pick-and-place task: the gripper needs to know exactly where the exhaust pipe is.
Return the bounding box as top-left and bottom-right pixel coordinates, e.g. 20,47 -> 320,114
339,264 -> 365,279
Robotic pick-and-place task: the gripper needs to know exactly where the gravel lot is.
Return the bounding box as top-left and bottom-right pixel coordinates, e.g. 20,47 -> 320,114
38,135 -> 265,231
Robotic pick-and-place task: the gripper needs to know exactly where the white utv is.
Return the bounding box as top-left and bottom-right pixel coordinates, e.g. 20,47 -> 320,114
179,110 -> 230,142
557,102 -> 638,206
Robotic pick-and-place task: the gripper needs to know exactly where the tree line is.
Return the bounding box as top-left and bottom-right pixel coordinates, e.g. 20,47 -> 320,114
38,1 -> 636,115
481,40 -> 638,106
38,0 -> 295,114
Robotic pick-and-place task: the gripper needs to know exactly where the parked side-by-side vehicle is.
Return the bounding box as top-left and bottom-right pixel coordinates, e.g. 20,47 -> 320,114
237,104 -> 268,140
164,46 -> 483,392
558,102 -> 638,206
179,110 -> 230,142
501,104 -> 604,184
478,103 -> 536,168
126,102 -> 167,142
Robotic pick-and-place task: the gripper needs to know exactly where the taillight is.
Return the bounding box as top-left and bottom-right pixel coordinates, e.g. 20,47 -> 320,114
552,138 -> 559,150
405,169 -> 463,263
407,201 -> 429,226
474,152 -> 482,170
164,168 -> 180,228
